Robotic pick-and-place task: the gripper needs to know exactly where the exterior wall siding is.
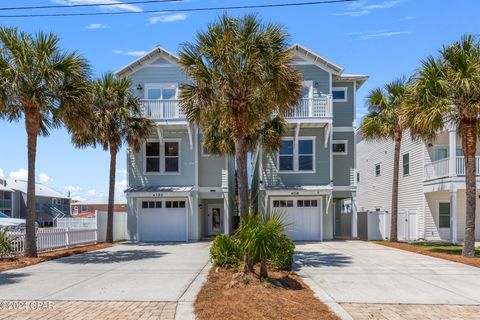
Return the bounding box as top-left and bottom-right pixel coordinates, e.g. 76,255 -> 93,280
332,82 -> 355,127
332,131 -> 355,186
294,65 -> 330,94
129,66 -> 189,98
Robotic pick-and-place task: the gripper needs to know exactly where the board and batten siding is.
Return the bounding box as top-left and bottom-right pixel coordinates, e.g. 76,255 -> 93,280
332,82 -> 355,127
261,127 -> 330,187
356,128 -> 426,237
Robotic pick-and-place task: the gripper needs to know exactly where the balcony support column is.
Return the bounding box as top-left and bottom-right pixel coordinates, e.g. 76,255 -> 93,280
449,128 -> 457,176
351,193 -> 358,239
450,190 -> 458,244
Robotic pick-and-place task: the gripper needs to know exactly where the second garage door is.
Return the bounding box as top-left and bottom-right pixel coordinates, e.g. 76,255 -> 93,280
272,198 -> 322,241
138,199 -> 187,242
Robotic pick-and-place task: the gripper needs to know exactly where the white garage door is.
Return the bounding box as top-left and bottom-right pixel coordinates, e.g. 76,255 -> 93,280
138,199 -> 187,242
272,198 -> 322,241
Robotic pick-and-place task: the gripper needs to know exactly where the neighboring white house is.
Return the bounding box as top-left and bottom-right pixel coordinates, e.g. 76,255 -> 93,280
356,127 -> 480,243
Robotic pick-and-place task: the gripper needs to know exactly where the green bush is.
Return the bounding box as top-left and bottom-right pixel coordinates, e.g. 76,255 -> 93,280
210,233 -> 242,268
0,227 -> 15,258
269,234 -> 295,270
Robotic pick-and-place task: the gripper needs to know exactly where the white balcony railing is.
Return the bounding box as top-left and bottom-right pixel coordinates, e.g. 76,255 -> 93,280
285,96 -> 332,119
424,156 -> 480,180
141,99 -> 185,120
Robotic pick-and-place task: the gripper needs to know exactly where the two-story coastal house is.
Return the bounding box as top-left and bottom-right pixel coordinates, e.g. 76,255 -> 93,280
116,47 -> 236,242
117,44 -> 367,242
356,127 -> 480,243
251,44 -> 368,241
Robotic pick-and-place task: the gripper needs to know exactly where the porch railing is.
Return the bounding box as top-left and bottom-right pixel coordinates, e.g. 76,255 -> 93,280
424,156 -> 480,180
455,156 -> 480,175
285,96 -> 332,119
140,99 -> 185,120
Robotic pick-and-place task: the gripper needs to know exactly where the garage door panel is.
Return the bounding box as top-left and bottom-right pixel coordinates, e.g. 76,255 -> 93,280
138,199 -> 187,242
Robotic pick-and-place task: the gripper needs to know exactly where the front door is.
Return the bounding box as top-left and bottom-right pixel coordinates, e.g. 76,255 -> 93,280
207,205 -> 223,236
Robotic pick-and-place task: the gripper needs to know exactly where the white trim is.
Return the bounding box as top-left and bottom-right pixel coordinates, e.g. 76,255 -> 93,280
332,140 -> 348,155
332,87 -> 348,102
143,138 -> 182,175
264,187 -> 332,196
289,44 -> 344,75
333,127 -> 354,132
277,136 -> 316,173
115,46 -> 179,77
332,186 -> 356,192
143,83 -> 179,99
163,138 -> 182,175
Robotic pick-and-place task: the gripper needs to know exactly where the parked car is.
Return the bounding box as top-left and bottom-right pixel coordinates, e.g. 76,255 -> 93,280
0,212 -> 30,231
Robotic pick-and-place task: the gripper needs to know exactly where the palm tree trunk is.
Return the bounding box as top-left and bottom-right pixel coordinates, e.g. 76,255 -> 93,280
390,130 -> 402,242
260,259 -> 268,279
235,138 -> 249,218
106,144 -> 117,244
461,122 -> 477,257
24,110 -> 40,257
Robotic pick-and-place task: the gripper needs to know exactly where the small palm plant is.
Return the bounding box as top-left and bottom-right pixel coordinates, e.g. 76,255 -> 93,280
236,213 -> 288,278
0,227 -> 15,258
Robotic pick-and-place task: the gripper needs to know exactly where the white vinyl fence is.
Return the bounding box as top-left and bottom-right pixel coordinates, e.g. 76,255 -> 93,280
56,217 -> 97,229
363,210 -> 418,241
95,211 -> 129,242
8,227 -> 97,256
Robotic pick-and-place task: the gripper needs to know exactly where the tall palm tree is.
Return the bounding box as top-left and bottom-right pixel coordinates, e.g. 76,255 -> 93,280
72,72 -> 154,243
0,27 -> 91,257
178,13 -> 303,218
360,78 -> 409,242
404,35 -> 480,257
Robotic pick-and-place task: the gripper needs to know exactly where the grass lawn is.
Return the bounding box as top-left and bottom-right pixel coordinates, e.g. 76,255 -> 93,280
0,243 -> 112,272
195,266 -> 339,320
376,241 -> 480,268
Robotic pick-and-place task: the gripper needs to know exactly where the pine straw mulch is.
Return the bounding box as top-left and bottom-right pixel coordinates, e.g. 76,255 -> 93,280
376,241 -> 480,268
0,243 -> 112,272
195,265 -> 340,320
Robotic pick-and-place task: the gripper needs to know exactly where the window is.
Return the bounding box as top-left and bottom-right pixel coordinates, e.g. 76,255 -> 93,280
439,203 -> 450,228
81,205 -> 88,212
145,84 -> 177,100
403,153 -> 410,176
332,87 -> 348,102
375,163 -> 381,176
357,172 -> 360,183
165,201 -> 186,208
278,138 -> 315,172
434,146 -> 448,161
332,140 -> 348,155
164,141 -> 180,173
279,140 -> 294,171
146,142 -> 160,172
273,200 -> 294,208
142,201 -> 159,209
297,200 -> 318,207
201,146 -> 210,157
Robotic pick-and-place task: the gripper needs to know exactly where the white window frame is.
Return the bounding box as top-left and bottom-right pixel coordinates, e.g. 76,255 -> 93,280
143,138 -> 182,175
277,136 -> 316,173
143,83 -> 179,100
332,87 -> 348,102
332,140 -> 348,155
375,163 -> 381,177
433,145 -> 449,161
402,152 -> 410,176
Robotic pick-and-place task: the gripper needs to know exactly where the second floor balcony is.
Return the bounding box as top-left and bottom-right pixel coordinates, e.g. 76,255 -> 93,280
424,156 -> 480,180
141,96 -> 333,122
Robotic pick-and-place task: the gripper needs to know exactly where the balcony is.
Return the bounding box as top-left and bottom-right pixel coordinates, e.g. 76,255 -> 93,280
141,99 -> 185,120
285,96 -> 332,119
424,156 -> 480,180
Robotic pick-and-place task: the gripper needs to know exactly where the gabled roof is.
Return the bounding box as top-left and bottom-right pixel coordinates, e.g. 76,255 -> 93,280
115,46 -> 179,77
289,43 -> 344,75
6,180 -> 69,199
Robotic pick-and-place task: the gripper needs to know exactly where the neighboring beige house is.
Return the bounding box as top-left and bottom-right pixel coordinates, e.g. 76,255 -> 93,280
356,127 -> 480,243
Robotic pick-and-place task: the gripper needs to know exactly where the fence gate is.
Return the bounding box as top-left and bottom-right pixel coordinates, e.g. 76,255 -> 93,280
398,210 -> 418,241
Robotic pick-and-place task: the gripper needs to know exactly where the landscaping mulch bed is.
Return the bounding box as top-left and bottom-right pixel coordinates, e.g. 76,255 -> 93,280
195,266 -> 339,320
376,241 -> 480,268
0,243 -> 112,272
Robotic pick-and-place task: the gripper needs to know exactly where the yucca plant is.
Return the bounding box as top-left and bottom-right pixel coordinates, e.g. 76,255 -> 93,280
0,227 -> 15,258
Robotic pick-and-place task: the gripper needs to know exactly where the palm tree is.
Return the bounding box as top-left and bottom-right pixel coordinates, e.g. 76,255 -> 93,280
0,27 -> 91,257
178,13 -> 303,218
360,78 -> 409,242
72,72 -> 154,243
404,35 -> 480,257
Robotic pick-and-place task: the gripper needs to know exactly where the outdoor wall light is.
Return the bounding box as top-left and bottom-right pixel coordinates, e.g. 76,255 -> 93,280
428,143 -> 433,148
136,84 -> 143,91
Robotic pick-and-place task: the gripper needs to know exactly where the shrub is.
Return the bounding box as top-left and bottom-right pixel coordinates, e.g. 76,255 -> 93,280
269,234 -> 295,270
0,227 -> 15,258
210,233 -> 242,268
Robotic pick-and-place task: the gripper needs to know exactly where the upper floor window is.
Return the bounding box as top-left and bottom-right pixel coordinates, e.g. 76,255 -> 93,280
375,163 -> 381,176
146,142 -> 160,172
332,87 -> 348,102
145,139 -> 181,174
403,153 -> 410,176
278,138 -> 315,172
144,84 -> 177,100
164,141 -> 180,173
332,140 -> 348,155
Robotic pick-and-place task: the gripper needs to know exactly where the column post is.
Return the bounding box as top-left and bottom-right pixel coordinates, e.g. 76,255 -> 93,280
351,194 -> 358,238
450,190 -> 458,244
448,128 -> 457,177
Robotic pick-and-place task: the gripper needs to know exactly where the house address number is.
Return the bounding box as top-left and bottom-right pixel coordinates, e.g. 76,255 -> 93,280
152,193 -> 164,197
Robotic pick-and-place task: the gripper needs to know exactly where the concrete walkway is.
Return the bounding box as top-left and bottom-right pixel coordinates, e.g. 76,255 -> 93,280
295,241 -> 480,319
0,242 -> 210,319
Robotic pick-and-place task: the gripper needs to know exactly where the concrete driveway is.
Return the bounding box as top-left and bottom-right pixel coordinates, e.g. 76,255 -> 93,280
0,242 -> 210,302
295,241 -> 480,319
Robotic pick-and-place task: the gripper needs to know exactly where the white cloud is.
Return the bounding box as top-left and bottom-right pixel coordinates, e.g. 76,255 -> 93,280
9,169 -> 28,180
51,0 -> 142,12
115,179 -> 127,193
0,168 -> 4,178
354,31 -> 411,40
85,23 -> 108,29
72,195 -> 86,202
148,14 -> 188,24
335,0 -> 404,17
64,185 -> 83,193
114,49 -> 148,56
88,189 -> 96,196
39,173 -> 52,184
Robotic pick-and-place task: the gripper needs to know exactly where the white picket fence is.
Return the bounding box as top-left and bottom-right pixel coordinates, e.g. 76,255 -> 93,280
7,227 -> 97,256
56,217 -> 97,229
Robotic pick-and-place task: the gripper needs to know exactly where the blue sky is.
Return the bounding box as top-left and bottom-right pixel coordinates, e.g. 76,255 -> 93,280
0,0 -> 478,203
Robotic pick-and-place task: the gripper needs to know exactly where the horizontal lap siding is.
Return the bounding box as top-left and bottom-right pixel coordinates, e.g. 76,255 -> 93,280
129,66 -> 189,98
332,82 -> 354,127
332,132 -> 355,186
294,65 -> 330,95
